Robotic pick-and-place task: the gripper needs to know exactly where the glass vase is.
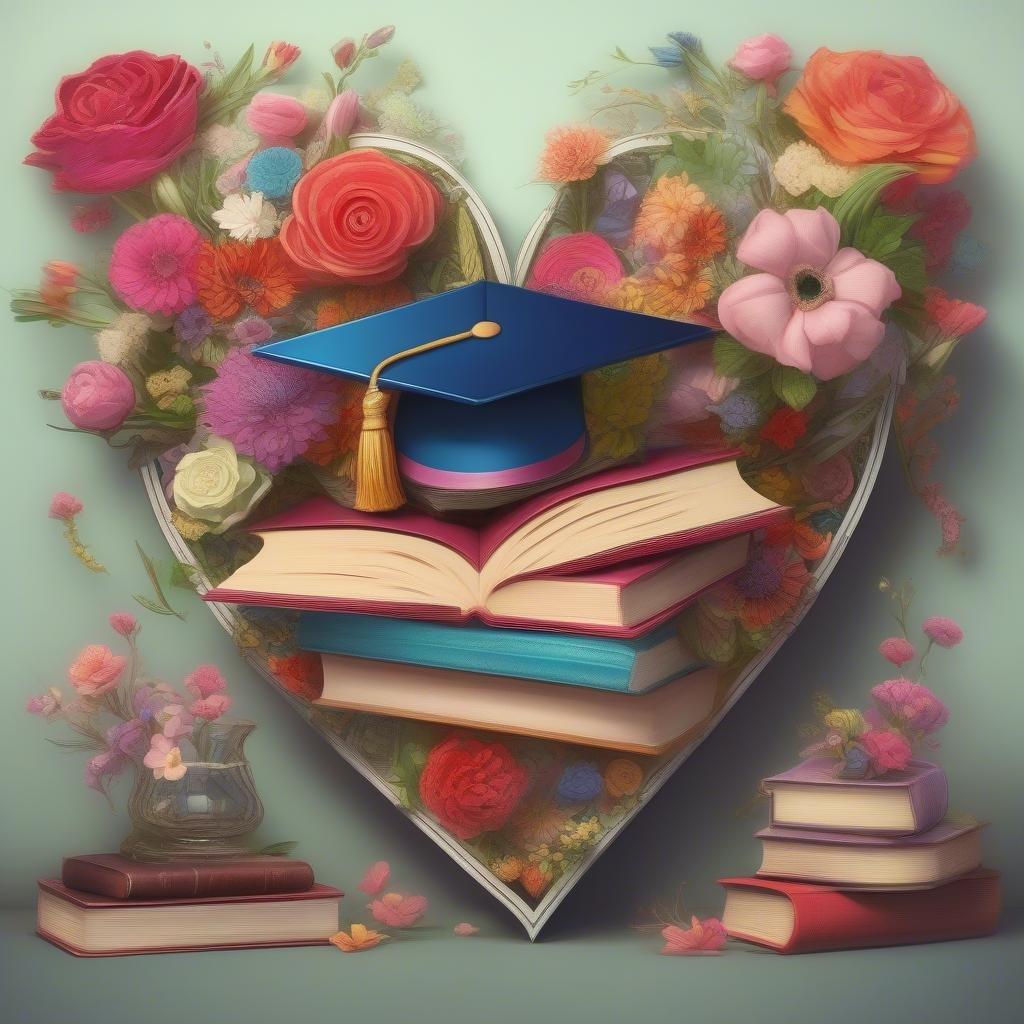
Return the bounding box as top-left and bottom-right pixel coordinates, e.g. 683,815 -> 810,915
121,720 -> 264,861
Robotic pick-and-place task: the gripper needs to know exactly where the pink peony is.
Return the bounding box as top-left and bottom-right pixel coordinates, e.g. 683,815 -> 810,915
661,916 -> 727,955
49,491 -> 83,519
369,893 -> 428,929
109,214 -> 203,316
717,207 -> 901,380
190,694 -> 232,721
85,749 -> 126,791
860,728 -> 913,774
878,637 -> 916,667
185,665 -> 228,699
729,34 -> 792,94
871,678 -> 949,735
143,733 -> 187,781
453,922 -> 479,936
246,92 -> 307,143
62,361 -> 136,431
159,704 -> 194,741
109,612 -> 139,638
527,232 -> 624,303
68,644 -> 126,697
922,616 -> 964,648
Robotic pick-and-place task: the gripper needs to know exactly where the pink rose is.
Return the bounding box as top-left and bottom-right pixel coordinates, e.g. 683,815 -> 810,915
878,637 -> 916,667
190,694 -> 232,721
718,207 -> 901,381
527,232 -> 624,303
25,50 -> 203,193
729,34 -> 792,94
109,612 -> 139,638
49,491 -> 83,519
369,893 -> 427,928
801,453 -> 854,504
68,644 -> 126,697
185,665 -> 228,699
62,361 -> 136,431
860,728 -> 912,774
246,93 -> 307,144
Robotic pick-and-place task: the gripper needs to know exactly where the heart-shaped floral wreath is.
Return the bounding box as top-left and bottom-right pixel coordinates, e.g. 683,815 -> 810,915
16,28 -> 985,935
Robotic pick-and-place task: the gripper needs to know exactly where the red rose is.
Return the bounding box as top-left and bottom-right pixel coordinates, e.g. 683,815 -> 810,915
419,734 -> 529,840
280,150 -> 443,286
26,51 -> 203,193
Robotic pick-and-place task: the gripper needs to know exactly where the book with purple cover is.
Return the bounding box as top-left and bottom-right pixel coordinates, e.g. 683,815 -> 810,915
761,758 -> 948,836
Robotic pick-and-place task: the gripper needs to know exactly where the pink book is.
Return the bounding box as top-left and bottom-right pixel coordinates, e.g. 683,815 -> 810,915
762,758 -> 949,836
205,449 -> 784,635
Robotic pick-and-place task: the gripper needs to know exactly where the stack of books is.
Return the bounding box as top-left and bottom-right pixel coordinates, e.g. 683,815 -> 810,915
37,854 -> 342,956
208,448 -> 787,755
720,757 -> 1001,953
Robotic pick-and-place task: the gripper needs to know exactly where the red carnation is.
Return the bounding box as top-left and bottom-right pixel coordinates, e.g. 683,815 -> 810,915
419,734 -> 529,840
760,407 -> 808,450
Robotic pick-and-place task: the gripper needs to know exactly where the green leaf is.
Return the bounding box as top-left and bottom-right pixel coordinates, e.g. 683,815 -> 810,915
668,133 -> 750,190
772,365 -> 817,410
132,594 -> 177,616
455,205 -> 485,283
885,243 -> 928,294
854,213 -> 916,262
713,335 -> 772,379
134,541 -> 186,621
258,841 -> 299,856
827,164 -> 913,242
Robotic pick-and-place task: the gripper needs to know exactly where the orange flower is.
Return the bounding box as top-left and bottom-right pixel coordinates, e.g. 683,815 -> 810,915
765,519 -> 832,561
329,923 -> 388,952
726,547 -> 811,631
520,864 -> 553,899
679,205 -> 727,263
195,238 -> 297,320
632,174 -> 719,256
314,281 -> 413,330
609,256 -> 712,319
303,380 -> 364,469
537,124 -> 611,182
267,652 -> 323,701
784,48 -> 976,184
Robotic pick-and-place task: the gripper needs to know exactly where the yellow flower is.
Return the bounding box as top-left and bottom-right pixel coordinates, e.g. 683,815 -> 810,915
584,354 -> 667,459
824,708 -> 867,740
170,509 -> 210,541
329,923 -> 388,952
146,366 -> 193,410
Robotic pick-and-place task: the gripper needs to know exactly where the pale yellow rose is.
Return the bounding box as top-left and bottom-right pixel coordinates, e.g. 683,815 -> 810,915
172,438 -> 271,534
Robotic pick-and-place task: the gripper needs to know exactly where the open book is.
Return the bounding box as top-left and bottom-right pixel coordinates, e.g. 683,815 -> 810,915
206,448 -> 785,634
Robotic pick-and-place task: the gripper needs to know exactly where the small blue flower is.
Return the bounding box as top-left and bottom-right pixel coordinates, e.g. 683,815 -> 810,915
667,32 -> 701,52
709,391 -> 760,433
246,147 -> 302,199
557,762 -> 604,804
837,745 -> 871,779
650,46 -> 684,69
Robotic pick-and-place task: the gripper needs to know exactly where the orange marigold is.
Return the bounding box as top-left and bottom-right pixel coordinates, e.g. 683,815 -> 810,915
195,238 -> 298,320
608,256 -> 712,319
537,124 -> 611,182
303,380 -> 364,469
632,173 -> 709,253
315,281 -> 414,330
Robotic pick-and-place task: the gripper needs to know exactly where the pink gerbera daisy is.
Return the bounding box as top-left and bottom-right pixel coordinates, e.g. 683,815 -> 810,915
201,347 -> 339,471
109,214 -> 203,317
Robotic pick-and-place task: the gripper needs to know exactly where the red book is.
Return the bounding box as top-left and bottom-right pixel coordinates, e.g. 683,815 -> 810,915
37,880 -> 342,957
720,870 -> 1000,953
61,853 -> 315,901
204,448 -> 785,633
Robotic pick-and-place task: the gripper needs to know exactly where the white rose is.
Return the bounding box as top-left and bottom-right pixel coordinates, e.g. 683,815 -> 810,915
172,438 -> 271,534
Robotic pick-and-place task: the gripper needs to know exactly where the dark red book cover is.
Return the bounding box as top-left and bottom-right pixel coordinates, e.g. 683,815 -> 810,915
720,870 -> 1000,953
62,853 -> 315,900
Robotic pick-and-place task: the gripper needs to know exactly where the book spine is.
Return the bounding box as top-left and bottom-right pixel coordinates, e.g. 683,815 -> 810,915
909,765 -> 949,833
61,859 -> 315,900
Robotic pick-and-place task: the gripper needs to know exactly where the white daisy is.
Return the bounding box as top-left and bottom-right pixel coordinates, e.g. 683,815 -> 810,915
212,192 -> 279,242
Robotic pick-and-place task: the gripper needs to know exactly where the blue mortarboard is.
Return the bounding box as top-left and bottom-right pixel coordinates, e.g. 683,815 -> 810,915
255,281 -> 712,511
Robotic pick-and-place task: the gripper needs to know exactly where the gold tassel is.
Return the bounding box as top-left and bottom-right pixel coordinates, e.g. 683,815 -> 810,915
353,320 -> 501,512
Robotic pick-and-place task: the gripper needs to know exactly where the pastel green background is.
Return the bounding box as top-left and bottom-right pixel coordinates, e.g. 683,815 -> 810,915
2,1 -> 1022,1020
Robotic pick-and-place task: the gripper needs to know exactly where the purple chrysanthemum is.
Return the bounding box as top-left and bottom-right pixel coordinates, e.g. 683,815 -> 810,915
174,304 -> 213,347
200,348 -> 338,471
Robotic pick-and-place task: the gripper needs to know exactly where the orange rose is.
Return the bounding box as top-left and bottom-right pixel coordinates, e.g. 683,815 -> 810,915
280,150 -> 443,285
783,48 -> 976,184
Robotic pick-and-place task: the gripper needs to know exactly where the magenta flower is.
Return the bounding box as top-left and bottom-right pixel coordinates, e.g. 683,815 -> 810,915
369,893 -> 427,929
49,492 -> 83,519
190,694 -> 232,721
922,616 -> 964,648
860,728 -> 913,774
185,665 -> 228,699
879,636 -> 916,667
871,678 -> 949,735
109,612 -> 139,638
201,347 -> 338,471
661,916 -> 727,956
109,214 -> 203,316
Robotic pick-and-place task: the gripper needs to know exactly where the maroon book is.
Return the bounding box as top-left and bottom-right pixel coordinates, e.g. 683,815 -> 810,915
37,879 -> 342,957
62,853 -> 315,900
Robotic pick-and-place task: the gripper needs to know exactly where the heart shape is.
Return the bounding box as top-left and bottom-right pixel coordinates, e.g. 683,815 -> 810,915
141,133 -> 900,937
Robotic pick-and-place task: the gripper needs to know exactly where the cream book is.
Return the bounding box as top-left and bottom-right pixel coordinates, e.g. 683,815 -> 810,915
206,449 -> 783,635
314,653 -> 720,754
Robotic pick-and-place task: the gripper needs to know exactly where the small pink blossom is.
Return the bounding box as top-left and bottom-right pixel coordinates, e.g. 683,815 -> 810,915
190,694 -> 232,721
922,616 -> 964,648
324,90 -> 360,140
331,38 -> 357,70
49,492 -> 83,519
860,728 -> 913,774
453,922 -> 479,936
231,315 -> 274,346
871,678 -> 949,735
68,644 -> 126,697
729,34 -> 792,95
159,704 -> 194,741
358,861 -> 391,896
85,749 -> 126,791
216,158 -> 250,196
71,200 -> 114,234
369,893 -> 428,929
661,916 -> 727,955
366,25 -> 396,49
143,734 -> 187,781
879,637 -> 916,667
185,665 -> 228,699
246,93 -> 307,143
263,42 -> 301,74
26,688 -> 63,717
109,612 -> 139,638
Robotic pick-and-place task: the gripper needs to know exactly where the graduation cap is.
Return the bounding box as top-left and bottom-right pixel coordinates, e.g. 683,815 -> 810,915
255,281 -> 713,512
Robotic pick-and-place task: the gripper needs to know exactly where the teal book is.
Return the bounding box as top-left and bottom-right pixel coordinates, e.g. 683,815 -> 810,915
297,613 -> 704,694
